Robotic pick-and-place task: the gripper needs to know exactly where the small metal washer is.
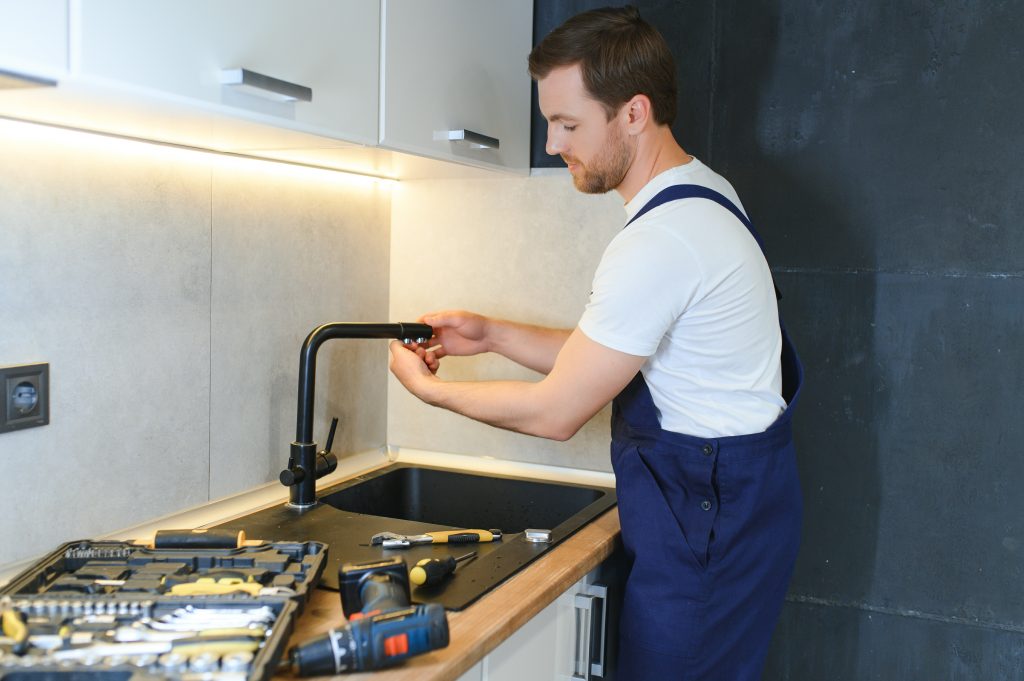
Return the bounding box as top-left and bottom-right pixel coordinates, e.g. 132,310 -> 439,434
524,528 -> 552,543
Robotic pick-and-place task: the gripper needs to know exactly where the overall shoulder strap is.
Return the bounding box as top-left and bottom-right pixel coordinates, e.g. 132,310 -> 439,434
629,185 -> 802,404
626,184 -> 778,299
625,184 -> 766,252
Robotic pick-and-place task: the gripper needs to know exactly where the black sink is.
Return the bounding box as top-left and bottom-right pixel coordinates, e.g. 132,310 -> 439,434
320,465 -> 607,532
214,462 -> 616,610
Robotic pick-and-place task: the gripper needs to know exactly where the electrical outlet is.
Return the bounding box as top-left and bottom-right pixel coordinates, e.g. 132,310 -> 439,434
0,362 -> 49,434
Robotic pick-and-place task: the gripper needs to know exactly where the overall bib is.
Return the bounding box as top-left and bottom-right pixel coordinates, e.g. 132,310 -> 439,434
612,185 -> 804,680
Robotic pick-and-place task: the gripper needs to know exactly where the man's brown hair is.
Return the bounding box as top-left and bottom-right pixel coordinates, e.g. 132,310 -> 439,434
528,5 -> 678,126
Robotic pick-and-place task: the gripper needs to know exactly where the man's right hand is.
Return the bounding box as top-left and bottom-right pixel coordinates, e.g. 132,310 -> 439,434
417,310 -> 572,376
419,310 -> 492,359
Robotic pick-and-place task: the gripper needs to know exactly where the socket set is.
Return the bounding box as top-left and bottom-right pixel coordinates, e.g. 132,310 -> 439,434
0,538 -> 327,681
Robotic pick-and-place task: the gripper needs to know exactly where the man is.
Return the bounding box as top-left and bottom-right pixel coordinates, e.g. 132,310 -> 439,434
389,6 -> 803,679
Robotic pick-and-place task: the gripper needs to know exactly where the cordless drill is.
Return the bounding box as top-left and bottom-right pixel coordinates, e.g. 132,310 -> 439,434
285,557 -> 449,675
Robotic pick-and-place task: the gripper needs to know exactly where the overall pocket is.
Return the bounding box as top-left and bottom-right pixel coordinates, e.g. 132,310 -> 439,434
611,440 -> 710,661
635,444 -> 720,570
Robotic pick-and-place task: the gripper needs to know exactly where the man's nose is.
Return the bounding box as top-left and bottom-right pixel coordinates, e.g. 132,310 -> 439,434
546,127 -> 565,156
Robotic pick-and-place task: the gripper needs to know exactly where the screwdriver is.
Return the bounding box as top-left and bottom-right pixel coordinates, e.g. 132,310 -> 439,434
410,551 -> 477,587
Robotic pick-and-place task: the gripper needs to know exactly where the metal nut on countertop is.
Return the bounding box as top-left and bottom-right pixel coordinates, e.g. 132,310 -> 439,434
524,529 -> 552,543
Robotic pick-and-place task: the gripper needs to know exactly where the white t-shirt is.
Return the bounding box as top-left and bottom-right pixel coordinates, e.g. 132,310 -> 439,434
578,159 -> 785,438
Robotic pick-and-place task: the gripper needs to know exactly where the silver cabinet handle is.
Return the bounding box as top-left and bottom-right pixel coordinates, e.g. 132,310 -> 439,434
219,68 -> 312,103
573,593 -> 595,680
434,128 -> 500,149
572,583 -> 608,679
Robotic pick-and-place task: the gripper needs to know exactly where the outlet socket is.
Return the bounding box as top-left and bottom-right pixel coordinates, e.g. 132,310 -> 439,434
0,362 -> 49,434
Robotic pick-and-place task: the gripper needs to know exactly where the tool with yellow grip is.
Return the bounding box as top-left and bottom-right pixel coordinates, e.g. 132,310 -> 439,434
1,606 -> 29,655
370,529 -> 501,549
168,577 -> 264,596
409,551 -> 477,587
150,528 -> 260,549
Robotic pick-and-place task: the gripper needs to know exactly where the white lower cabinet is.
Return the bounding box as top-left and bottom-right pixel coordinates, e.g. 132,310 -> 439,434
460,557 -> 623,681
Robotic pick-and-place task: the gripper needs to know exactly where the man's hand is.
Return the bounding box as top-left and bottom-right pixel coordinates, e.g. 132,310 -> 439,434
419,310 -> 492,359
389,341 -> 439,400
419,310 -> 572,376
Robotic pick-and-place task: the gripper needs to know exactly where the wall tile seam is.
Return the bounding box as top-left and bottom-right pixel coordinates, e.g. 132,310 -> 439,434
773,266 -> 1024,280
706,0 -> 719,166
207,169 -> 214,503
786,594 -> 1024,634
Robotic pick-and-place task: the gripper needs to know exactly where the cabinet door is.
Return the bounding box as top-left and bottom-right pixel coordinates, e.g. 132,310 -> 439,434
380,0 -> 531,172
472,571 -> 614,681
73,0 -> 378,144
482,592 -> 564,680
0,0 -> 67,81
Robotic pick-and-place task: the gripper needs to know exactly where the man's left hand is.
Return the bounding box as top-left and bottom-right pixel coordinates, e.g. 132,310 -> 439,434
389,341 -> 438,398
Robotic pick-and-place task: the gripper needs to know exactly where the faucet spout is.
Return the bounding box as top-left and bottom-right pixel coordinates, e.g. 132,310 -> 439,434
282,322 -> 433,508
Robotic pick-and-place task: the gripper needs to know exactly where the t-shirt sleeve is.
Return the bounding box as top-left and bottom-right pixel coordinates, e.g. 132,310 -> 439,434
578,224 -> 702,356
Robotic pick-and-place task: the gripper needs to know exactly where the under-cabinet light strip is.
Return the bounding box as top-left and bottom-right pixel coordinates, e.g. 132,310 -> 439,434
0,114 -> 399,184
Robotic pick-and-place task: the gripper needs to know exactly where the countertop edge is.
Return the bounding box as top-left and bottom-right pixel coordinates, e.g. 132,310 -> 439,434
285,507 -> 622,681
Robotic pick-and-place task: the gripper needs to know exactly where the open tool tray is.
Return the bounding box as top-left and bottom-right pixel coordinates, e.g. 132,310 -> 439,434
0,539 -> 327,681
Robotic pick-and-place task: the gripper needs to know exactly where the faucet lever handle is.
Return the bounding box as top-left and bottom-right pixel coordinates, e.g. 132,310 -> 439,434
314,416 -> 340,481
323,417 -> 339,454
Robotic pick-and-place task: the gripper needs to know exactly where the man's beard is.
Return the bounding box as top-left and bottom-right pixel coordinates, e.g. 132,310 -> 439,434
565,126 -> 633,194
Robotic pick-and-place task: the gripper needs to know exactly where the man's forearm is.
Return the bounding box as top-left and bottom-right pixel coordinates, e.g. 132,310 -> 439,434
418,377 -> 577,441
390,328 -> 647,442
485,319 -> 572,374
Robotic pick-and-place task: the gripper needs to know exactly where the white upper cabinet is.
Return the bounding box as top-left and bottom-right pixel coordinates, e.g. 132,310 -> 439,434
379,0 -> 532,172
73,0 -> 379,146
0,1 -> 531,175
0,0 -> 68,83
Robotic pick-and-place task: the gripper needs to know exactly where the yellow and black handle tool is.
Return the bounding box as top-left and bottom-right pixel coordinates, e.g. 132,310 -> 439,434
410,551 -> 478,587
167,572 -> 263,596
370,529 -> 502,549
1,605 -> 29,655
150,528 -> 262,550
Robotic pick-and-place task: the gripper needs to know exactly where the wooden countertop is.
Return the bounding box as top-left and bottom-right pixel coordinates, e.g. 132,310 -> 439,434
278,508 -> 621,680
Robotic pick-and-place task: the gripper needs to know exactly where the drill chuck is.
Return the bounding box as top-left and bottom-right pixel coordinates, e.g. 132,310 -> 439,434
289,604 -> 449,676
339,556 -> 411,618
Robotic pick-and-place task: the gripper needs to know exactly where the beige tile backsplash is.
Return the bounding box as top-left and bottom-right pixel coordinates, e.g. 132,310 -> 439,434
388,174 -> 623,472
208,165 -> 392,498
0,122 -> 391,564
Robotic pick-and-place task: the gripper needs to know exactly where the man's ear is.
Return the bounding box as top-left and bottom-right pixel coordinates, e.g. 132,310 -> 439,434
624,94 -> 652,133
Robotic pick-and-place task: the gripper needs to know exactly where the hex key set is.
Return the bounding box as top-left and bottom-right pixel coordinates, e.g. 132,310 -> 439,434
0,536 -> 326,680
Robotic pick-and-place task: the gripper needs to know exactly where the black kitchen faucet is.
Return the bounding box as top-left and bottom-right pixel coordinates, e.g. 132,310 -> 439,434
279,322 -> 433,508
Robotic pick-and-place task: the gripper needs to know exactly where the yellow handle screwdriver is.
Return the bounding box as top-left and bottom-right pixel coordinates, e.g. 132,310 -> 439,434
409,551 -> 477,587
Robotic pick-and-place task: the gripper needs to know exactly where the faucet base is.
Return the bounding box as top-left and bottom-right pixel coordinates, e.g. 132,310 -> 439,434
285,500 -> 320,512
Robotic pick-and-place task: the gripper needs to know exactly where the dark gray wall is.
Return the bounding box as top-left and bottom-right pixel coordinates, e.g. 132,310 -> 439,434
534,1 -> 1024,678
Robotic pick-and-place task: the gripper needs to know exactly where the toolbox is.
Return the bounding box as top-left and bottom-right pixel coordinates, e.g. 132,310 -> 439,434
0,533 -> 326,681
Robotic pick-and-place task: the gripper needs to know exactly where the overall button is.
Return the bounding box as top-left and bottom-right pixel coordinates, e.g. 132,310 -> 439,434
701,500 -> 712,511
701,443 -> 714,456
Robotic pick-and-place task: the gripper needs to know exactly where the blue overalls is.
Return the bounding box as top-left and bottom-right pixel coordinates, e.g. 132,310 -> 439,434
611,185 -> 804,680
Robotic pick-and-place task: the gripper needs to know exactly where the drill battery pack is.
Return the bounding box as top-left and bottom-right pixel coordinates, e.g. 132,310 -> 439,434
0,537 -> 327,681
